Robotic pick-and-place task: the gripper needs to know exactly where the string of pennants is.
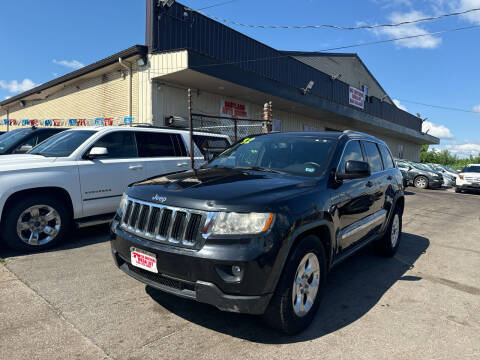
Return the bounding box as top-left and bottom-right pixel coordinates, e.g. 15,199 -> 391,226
2,117 -> 135,127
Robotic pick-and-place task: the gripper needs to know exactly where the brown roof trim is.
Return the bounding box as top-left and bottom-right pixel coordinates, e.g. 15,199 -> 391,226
1,45 -> 148,107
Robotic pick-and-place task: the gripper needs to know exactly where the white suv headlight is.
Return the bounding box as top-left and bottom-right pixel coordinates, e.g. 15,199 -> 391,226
210,212 -> 274,235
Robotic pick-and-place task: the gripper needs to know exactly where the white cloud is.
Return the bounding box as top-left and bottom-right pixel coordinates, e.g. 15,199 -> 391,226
393,99 -> 408,111
459,0 -> 480,24
422,120 -> 454,139
472,104 -> 480,113
53,59 -> 84,70
443,143 -> 480,157
0,78 -> 36,93
371,10 -> 442,49
4,96 -> 11,100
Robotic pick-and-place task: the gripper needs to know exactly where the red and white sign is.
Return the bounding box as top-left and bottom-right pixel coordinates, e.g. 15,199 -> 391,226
131,248 -> 158,273
349,86 -> 366,109
220,100 -> 248,118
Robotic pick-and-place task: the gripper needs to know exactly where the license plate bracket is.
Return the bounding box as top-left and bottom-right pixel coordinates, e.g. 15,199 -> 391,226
131,247 -> 158,273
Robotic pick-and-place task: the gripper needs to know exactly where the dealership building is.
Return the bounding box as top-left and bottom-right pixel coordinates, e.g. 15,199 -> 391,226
0,0 -> 438,160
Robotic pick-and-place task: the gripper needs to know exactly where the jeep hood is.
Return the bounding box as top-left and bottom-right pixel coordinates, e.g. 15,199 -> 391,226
127,167 -> 319,212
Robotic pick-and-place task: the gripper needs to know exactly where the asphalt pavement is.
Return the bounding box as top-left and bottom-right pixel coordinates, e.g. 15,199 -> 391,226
1,188 -> 479,360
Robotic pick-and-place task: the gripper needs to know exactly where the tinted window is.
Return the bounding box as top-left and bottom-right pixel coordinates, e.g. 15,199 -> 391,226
92,132 -> 137,159
338,141 -> 364,173
462,166 -> 480,173
396,161 -> 409,170
0,129 -> 31,153
193,135 -> 229,156
136,132 -> 181,157
379,144 -> 395,169
207,135 -> 337,177
363,141 -> 383,172
37,129 -> 64,144
30,130 -> 96,157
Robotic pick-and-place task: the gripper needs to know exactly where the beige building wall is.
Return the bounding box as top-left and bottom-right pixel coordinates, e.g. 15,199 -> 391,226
0,62 -> 139,131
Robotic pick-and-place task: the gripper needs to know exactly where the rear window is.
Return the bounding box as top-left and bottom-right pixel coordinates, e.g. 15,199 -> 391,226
193,135 -> 229,156
136,132 -> 186,157
379,144 -> 395,169
362,141 -> 384,172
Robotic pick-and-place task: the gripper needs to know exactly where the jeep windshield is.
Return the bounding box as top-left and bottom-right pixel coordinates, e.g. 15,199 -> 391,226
29,130 -> 96,157
0,128 -> 31,154
206,134 -> 336,177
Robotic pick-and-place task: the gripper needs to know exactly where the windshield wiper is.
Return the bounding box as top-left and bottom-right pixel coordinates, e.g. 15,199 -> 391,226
238,166 -> 285,174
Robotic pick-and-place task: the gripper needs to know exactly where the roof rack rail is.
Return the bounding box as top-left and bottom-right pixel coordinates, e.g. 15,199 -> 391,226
342,130 -> 371,137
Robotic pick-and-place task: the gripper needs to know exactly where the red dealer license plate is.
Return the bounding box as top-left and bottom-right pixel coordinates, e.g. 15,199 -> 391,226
131,247 -> 158,273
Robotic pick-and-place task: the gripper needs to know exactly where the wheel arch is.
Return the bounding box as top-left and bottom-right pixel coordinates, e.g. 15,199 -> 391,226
1,187 -> 74,225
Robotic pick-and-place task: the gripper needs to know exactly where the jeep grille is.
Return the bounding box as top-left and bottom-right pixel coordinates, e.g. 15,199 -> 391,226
120,197 -> 208,249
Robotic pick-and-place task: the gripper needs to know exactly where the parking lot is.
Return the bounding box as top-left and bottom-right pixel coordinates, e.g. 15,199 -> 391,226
1,188 -> 479,360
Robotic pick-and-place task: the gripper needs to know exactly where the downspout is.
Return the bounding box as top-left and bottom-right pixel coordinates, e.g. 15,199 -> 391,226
6,107 -> 9,132
119,58 -> 133,119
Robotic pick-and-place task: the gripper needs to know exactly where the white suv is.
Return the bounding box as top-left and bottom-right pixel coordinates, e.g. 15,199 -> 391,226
0,126 -> 230,251
455,164 -> 480,193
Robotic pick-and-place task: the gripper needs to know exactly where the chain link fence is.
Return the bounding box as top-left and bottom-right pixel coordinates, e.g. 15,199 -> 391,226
191,113 -> 271,143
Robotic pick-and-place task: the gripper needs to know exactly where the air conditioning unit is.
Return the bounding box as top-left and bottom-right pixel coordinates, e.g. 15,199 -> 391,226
166,116 -> 188,128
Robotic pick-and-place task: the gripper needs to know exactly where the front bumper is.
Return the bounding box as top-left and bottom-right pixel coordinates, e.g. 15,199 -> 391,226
110,227 -> 278,315
430,178 -> 443,188
456,183 -> 480,191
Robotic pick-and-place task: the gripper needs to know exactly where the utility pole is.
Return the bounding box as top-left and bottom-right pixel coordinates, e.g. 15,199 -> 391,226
188,88 -> 194,170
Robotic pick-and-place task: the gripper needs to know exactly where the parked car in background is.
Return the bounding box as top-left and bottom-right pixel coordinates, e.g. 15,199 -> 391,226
0,131 -> 5,135
0,126 -> 230,252
399,169 -> 409,187
111,130 -> 405,334
395,159 -> 443,189
0,127 -> 66,155
424,163 -> 456,187
455,164 -> 480,193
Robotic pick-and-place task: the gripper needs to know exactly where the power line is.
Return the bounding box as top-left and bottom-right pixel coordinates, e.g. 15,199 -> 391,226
198,7 -> 480,30
197,0 -> 240,11
319,24 -> 480,51
397,99 -> 480,114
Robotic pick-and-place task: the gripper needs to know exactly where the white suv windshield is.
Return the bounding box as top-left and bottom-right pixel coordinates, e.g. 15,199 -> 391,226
30,130 -> 96,157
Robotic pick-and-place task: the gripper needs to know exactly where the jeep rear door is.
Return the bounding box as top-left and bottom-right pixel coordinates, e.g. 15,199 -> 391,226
78,131 -> 146,217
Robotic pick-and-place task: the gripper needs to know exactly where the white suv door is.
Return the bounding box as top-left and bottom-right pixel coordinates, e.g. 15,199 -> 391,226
135,130 -> 193,178
78,131 -> 146,217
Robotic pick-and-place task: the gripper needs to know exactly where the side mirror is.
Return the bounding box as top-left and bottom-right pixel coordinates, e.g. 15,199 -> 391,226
87,147 -> 108,159
337,160 -> 371,180
15,145 -> 33,154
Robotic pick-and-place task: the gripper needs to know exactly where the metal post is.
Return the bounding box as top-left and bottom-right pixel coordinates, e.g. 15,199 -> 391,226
234,118 -> 238,142
6,108 -> 9,132
188,88 -> 194,170
268,101 -> 273,132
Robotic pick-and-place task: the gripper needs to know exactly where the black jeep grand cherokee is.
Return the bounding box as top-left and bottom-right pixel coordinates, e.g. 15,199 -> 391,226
111,131 -> 405,334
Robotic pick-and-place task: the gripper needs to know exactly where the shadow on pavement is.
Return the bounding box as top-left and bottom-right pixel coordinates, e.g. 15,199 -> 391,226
0,224 -> 111,258
146,232 -> 429,344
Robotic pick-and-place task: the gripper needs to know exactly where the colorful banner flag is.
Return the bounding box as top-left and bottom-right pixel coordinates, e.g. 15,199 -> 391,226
69,119 -> 78,126
123,117 -> 134,124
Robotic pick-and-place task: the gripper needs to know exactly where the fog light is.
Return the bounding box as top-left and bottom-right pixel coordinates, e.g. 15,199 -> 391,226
232,266 -> 243,276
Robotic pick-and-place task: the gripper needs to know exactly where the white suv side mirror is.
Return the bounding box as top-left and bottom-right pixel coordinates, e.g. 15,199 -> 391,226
15,145 -> 33,154
88,147 -> 109,159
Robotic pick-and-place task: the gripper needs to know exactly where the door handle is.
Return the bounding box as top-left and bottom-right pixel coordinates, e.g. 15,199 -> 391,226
128,165 -> 143,170
366,181 -> 374,188
177,162 -> 188,167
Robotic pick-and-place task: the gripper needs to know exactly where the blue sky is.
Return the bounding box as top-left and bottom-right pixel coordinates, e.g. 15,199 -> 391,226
1,0 -> 479,157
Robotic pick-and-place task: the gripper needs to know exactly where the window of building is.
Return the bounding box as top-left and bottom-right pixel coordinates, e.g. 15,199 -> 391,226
362,141 -> 384,172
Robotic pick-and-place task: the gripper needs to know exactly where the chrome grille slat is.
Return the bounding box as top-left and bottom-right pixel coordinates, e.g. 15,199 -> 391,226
120,197 -> 209,249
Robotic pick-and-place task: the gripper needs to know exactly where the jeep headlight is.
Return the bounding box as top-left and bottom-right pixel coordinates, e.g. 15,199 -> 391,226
119,193 -> 128,215
210,212 -> 274,235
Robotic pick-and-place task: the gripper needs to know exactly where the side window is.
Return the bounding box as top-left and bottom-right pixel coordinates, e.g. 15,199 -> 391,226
92,131 -> 137,158
362,141 -> 384,172
193,135 -> 229,156
37,130 -> 60,144
20,135 -> 38,147
338,140 -> 364,173
136,132 -> 179,157
379,144 -> 395,169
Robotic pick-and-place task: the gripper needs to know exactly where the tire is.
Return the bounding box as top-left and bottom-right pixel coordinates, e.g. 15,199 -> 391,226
375,206 -> 402,257
414,176 -> 428,189
455,187 -> 461,193
1,194 -> 72,252
262,235 -> 327,335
